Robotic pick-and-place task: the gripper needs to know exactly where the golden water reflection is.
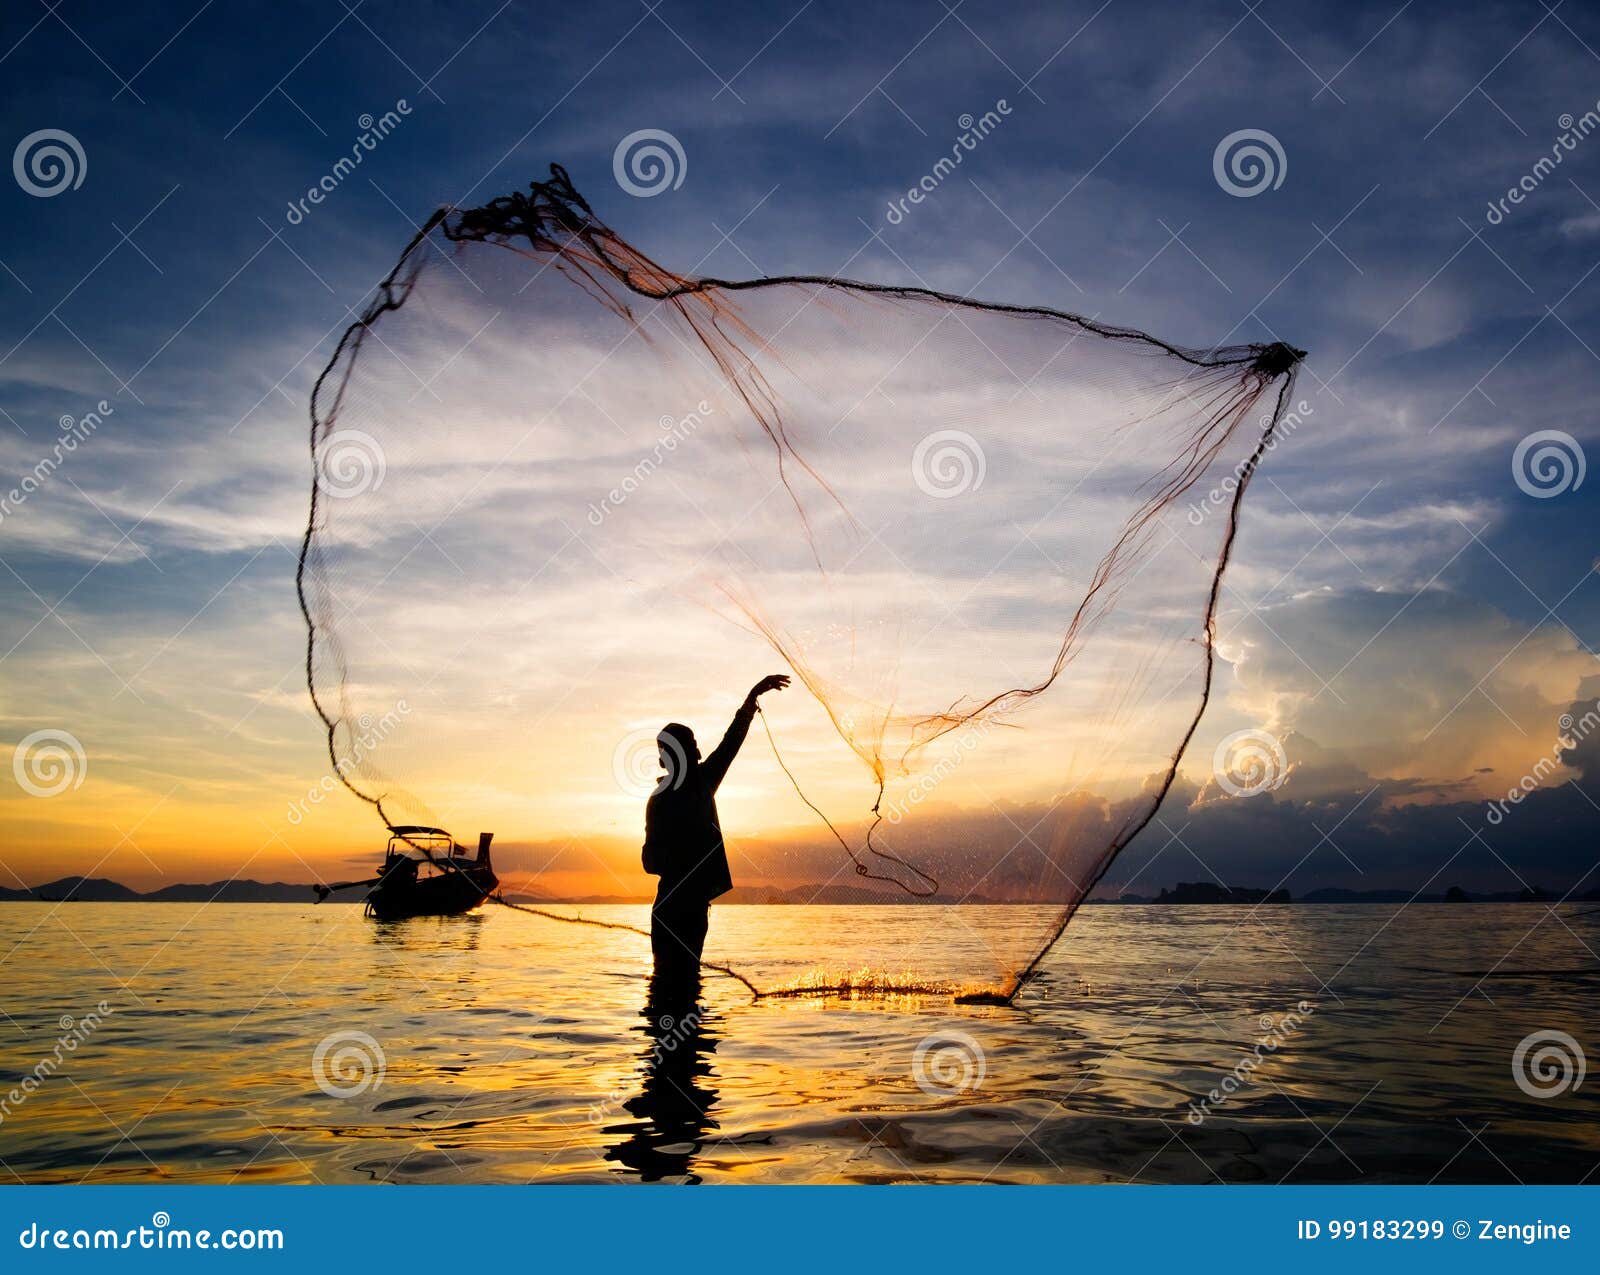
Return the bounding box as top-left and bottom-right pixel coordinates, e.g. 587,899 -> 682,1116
0,903 -> 1596,1183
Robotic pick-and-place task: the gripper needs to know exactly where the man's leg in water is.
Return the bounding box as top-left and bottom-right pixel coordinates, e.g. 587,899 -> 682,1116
651,899 -> 709,980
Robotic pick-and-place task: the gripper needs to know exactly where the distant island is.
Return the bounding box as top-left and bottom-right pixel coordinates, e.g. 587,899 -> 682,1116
4,875 -> 1596,904
1152,882 -> 1291,904
0,876 -> 1001,906
1094,883 -> 1596,904
1,876 -> 354,903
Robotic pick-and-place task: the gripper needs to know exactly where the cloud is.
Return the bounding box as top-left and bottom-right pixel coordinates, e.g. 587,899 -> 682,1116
1558,211 -> 1600,240
1213,585 -> 1599,788
7,0 -> 1600,899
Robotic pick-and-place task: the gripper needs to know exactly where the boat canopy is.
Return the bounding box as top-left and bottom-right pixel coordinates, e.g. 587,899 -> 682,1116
384,826 -> 454,859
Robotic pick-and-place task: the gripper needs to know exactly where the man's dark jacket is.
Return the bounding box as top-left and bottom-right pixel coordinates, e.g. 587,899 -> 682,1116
642,701 -> 755,905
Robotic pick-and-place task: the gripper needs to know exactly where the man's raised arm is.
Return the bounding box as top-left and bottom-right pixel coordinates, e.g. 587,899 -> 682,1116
701,674 -> 790,790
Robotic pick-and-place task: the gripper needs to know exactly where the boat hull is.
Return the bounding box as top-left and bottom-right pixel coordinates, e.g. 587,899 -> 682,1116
366,865 -> 497,921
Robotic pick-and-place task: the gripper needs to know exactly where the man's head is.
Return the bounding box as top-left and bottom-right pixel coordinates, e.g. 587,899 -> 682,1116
656,722 -> 699,790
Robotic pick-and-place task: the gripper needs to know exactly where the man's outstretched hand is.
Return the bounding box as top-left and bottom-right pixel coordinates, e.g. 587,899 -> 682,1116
747,673 -> 791,705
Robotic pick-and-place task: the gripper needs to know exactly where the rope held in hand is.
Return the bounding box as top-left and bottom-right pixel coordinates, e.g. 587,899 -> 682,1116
486,894 -> 762,997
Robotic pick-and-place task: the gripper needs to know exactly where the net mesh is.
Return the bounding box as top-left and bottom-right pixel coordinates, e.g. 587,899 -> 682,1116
298,164 -> 1303,1000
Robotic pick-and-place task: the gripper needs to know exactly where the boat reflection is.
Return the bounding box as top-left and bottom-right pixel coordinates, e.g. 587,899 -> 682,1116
365,911 -> 486,954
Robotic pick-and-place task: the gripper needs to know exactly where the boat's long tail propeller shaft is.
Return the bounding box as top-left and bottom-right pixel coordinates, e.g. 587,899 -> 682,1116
311,875 -> 382,902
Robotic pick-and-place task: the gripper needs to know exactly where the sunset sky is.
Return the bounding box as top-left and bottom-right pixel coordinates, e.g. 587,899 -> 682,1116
3,0 -> 1599,900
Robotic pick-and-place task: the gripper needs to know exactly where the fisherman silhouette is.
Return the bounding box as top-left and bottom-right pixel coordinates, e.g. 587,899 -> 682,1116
642,674 -> 790,984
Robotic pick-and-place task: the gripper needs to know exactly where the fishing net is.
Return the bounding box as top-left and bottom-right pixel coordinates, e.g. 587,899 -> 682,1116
298,164 -> 1303,1001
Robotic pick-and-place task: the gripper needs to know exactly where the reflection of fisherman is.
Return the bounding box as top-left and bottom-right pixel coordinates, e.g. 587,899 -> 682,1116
642,675 -> 790,982
604,975 -> 721,1181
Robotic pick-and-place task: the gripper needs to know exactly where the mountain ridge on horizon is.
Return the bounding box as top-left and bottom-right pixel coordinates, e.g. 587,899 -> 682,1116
4,875 -> 1592,906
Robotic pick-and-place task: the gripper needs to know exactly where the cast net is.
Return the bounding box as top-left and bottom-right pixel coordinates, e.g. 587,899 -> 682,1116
298,164 -> 1303,1002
